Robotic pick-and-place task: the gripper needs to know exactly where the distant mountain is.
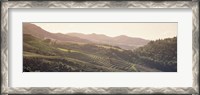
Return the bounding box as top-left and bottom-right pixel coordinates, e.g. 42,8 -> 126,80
67,33 -> 149,50
114,35 -> 149,46
67,33 -> 111,43
23,23 -> 149,50
23,23 -> 91,43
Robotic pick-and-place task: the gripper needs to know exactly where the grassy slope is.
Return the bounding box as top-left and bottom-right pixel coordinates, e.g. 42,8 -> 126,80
23,34 -> 141,72
23,34 -> 176,72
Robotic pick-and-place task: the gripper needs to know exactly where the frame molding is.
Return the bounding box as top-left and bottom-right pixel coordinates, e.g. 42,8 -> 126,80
1,1 -> 199,94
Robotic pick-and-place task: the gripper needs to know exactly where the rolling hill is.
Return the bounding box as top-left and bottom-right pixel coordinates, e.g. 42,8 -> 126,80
23,34 -> 141,72
23,23 -> 149,50
23,23 -> 91,43
67,33 -> 149,50
23,23 -> 177,72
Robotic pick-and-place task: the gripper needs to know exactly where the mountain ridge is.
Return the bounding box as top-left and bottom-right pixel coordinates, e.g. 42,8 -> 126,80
23,23 -> 149,50
67,33 -> 150,50
23,23 -> 92,43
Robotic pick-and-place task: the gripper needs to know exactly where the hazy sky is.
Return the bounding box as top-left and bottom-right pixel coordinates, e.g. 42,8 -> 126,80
32,23 -> 177,40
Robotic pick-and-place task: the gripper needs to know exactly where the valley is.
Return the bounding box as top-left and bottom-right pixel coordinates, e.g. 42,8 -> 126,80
23,23 -> 177,72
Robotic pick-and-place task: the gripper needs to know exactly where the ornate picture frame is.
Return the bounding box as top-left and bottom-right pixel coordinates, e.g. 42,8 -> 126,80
1,1 -> 199,94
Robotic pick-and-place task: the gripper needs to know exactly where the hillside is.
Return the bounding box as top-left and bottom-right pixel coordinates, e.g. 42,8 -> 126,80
132,37 -> 177,72
23,23 -> 149,50
23,23 -> 91,43
23,34 -> 143,72
67,33 -> 149,50
23,23 -> 177,72
23,34 -> 176,72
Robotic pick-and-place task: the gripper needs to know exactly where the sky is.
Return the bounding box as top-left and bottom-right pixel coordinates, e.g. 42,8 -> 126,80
32,23 -> 177,40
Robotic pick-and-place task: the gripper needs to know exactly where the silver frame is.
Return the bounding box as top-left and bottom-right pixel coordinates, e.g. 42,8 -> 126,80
1,1 -> 199,94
